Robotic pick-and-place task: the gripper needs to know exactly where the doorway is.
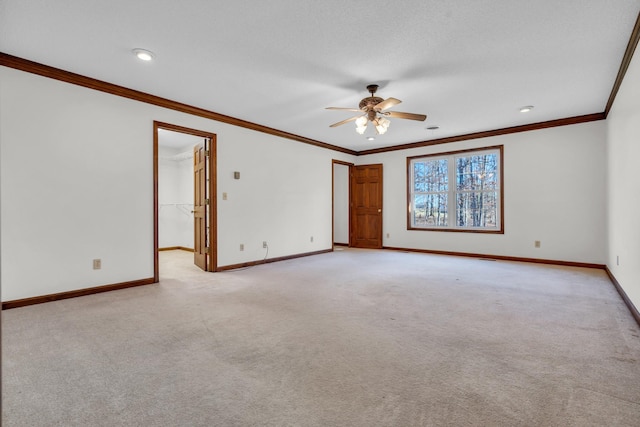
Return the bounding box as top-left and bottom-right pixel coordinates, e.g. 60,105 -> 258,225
332,160 -> 352,247
154,121 -> 217,281
333,161 -> 383,249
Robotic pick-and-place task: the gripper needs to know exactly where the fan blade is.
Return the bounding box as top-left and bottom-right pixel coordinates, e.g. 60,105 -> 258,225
326,107 -> 363,112
386,111 -> 427,121
330,115 -> 363,127
374,97 -> 401,111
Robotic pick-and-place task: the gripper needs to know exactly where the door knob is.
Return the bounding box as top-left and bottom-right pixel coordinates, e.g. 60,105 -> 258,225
378,209 -> 381,213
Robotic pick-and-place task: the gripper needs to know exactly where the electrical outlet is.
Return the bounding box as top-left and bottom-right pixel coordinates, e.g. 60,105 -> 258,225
310,236 -> 313,242
534,240 -> 541,248
263,241 -> 267,248
222,192 -> 228,200
240,244 -> 244,251
386,233 -> 390,238
93,259 -> 101,270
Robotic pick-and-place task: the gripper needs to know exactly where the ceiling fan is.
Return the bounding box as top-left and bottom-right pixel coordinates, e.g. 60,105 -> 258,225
326,84 -> 427,135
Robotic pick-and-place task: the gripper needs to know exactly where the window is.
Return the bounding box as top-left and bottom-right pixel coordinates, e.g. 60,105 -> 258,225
408,146 -> 503,232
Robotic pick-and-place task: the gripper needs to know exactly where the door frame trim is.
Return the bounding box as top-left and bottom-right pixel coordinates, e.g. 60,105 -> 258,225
153,121 -> 218,280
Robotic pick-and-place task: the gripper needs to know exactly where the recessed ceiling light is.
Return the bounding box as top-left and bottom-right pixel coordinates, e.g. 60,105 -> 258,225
519,105 -> 534,113
367,137 -> 375,141
132,48 -> 155,61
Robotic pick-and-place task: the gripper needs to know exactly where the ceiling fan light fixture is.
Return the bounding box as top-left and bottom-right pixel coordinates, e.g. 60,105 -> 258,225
374,116 -> 390,134
355,115 -> 368,134
328,84 -> 425,136
132,48 -> 155,61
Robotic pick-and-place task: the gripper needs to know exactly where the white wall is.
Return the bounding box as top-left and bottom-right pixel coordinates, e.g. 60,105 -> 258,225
606,41 -> 640,309
358,121 -> 607,265
0,63 -> 615,303
0,66 -> 354,301
333,163 -> 349,244
158,146 -> 193,249
176,152 -> 194,249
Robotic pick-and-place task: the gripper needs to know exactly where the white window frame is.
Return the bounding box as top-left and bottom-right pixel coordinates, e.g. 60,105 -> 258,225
407,145 -> 503,233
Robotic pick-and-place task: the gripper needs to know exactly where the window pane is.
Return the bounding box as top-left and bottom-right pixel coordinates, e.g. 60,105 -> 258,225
414,193 -> 448,226
413,194 -> 427,224
413,162 -> 426,192
414,159 -> 448,192
409,147 -> 501,231
456,191 -> 498,228
456,154 -> 498,191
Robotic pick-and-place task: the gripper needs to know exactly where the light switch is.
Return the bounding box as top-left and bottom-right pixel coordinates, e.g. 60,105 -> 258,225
223,192 -> 228,200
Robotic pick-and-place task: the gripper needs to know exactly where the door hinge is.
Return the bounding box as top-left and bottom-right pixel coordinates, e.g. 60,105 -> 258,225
204,198 -> 210,204
204,150 -> 210,156
204,247 -> 210,254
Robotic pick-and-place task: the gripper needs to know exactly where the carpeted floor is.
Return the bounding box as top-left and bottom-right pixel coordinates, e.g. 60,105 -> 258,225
2,248 -> 640,426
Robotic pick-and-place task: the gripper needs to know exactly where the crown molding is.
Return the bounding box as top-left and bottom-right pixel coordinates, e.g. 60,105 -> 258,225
357,113 -> 605,155
0,52 -> 357,156
4,11 -> 640,160
605,11 -> 640,118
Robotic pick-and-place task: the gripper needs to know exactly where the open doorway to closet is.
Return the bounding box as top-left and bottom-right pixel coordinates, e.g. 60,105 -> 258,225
153,121 -> 217,281
333,160 -> 353,247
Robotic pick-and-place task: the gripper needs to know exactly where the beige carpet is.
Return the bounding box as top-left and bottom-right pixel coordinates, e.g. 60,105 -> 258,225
2,248 -> 640,426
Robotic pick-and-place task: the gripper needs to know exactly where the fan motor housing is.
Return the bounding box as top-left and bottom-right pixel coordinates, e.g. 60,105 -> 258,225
359,96 -> 384,110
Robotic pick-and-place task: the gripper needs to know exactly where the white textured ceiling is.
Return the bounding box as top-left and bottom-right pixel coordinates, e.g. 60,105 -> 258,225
157,129 -> 203,151
2,0 -> 639,152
